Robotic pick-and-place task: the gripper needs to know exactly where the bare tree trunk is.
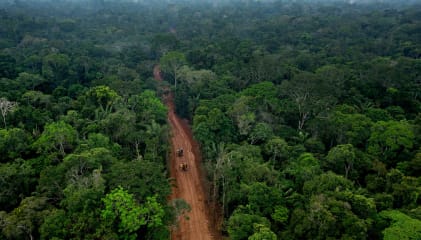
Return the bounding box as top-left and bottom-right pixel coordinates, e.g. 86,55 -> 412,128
298,112 -> 308,130
345,162 -> 352,179
1,115 -> 6,128
59,141 -> 65,156
222,175 -> 226,218
134,140 -> 142,160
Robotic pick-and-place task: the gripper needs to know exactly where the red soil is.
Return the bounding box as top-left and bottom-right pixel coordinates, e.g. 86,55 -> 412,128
154,65 -> 218,240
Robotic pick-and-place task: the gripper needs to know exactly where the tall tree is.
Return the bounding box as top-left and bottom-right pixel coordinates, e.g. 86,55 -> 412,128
41,53 -> 70,81
280,72 -> 337,130
85,85 -> 120,115
0,98 -> 17,128
33,121 -> 78,157
160,51 -> 187,90
101,187 -> 165,239
368,120 -> 414,166
326,144 -> 357,179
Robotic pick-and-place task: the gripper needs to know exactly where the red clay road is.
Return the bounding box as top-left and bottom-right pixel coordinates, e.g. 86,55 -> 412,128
154,65 -> 217,240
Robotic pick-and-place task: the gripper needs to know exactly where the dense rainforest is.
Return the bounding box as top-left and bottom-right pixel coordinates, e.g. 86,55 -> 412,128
0,0 -> 421,239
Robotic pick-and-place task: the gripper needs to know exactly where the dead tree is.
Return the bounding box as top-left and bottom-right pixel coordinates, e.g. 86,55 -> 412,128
0,98 -> 18,128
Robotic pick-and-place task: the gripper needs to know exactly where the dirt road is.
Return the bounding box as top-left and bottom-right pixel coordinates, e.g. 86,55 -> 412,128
154,66 -> 216,240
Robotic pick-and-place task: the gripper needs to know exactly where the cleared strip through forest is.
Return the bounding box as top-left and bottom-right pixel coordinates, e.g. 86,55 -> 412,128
154,65 -> 217,240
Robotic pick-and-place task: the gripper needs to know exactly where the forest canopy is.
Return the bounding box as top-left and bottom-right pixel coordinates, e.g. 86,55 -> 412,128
0,0 -> 420,239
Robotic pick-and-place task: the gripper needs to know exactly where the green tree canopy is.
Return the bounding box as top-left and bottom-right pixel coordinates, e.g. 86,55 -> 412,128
33,121 -> 78,157
159,51 -> 187,89
368,120 -> 414,165
380,210 -> 421,240
101,187 -> 165,240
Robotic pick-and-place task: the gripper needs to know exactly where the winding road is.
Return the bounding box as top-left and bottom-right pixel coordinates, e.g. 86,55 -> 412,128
154,66 -> 217,240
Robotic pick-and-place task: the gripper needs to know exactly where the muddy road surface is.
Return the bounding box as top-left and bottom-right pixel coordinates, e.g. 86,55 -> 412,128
154,66 -> 217,240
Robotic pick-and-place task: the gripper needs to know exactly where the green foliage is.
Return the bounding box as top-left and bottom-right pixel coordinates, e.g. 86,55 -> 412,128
328,108 -> 373,147
368,120 -> 415,165
365,108 -> 393,122
326,144 -> 357,178
229,95 -> 256,136
160,51 -> 187,88
98,109 -> 137,145
33,121 -> 78,156
228,209 -> 271,240
405,152 -> 421,176
248,122 -> 273,145
79,133 -> 120,153
58,169 -> 105,239
0,162 -> 36,211
0,197 -> 49,240
0,128 -> 32,162
380,210 -> 421,240
128,90 -> 167,124
1,2 -> 420,239
248,224 -> 277,240
101,187 -> 165,240
246,182 -> 283,217
263,137 -> 289,167
178,66 -> 227,100
105,159 -> 171,204
303,172 -> 354,196
280,71 -> 337,130
193,107 -> 236,149
143,120 -> 169,162
42,53 -> 70,81
385,170 -> 421,209
22,91 -> 52,108
271,205 -> 289,226
39,209 -> 67,240
284,153 -> 321,188
16,72 -> 46,91
101,187 -> 146,238
289,194 -> 371,240
63,148 -> 115,179
240,81 -> 278,111
0,54 -> 17,79
85,85 -> 120,114
12,104 -> 52,131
